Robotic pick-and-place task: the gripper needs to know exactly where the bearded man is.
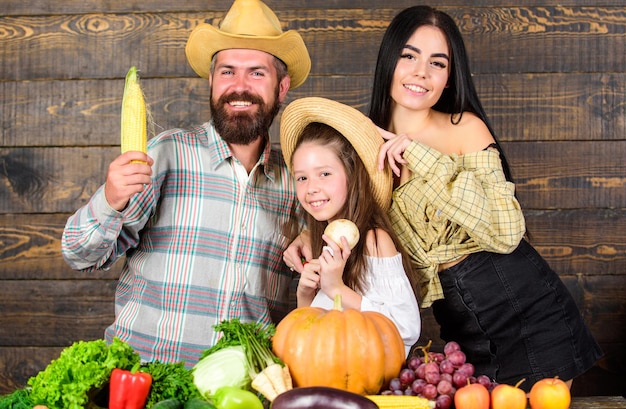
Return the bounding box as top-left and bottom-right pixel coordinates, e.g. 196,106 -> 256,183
61,0 -> 310,367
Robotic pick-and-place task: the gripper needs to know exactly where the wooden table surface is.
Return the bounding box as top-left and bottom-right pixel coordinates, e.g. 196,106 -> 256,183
569,396 -> 626,408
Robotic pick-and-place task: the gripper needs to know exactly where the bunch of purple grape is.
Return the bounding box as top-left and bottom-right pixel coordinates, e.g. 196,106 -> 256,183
381,341 -> 498,409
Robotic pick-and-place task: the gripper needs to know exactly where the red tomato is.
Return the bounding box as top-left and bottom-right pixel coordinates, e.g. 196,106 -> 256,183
454,383 -> 490,409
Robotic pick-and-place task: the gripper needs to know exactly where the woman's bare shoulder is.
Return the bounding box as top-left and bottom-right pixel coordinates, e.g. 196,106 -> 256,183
451,112 -> 495,153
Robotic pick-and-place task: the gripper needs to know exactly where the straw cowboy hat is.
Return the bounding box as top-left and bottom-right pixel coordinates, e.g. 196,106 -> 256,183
280,97 -> 393,211
185,0 -> 311,89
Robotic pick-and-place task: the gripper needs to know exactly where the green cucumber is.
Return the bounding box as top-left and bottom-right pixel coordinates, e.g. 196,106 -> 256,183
151,398 -> 183,409
184,397 -> 217,409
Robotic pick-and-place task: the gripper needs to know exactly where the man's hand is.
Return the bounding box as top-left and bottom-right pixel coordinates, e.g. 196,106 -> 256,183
104,151 -> 153,211
284,230 -> 312,273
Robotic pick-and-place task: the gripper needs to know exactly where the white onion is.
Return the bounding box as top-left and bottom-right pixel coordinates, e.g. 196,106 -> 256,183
324,219 -> 360,250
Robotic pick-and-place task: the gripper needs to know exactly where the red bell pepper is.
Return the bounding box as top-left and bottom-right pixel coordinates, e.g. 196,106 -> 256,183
109,364 -> 152,409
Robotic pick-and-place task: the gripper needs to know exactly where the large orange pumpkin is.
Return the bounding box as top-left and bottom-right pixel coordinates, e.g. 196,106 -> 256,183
272,294 -> 405,395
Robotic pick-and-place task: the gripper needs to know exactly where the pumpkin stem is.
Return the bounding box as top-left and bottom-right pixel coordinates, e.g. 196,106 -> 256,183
333,294 -> 344,311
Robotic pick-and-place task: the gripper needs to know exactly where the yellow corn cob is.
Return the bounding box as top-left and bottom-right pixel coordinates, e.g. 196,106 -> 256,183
365,394 -> 435,409
121,66 -> 147,163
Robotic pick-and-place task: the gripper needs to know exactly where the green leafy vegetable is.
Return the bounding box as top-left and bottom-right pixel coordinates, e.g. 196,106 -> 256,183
141,360 -> 201,408
0,388 -> 33,409
27,337 -> 139,409
193,319 -> 289,402
204,319 -> 281,375
193,345 -> 250,398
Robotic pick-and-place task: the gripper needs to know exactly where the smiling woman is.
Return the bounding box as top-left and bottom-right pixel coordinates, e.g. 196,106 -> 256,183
367,5 -> 603,393
390,26 -> 452,117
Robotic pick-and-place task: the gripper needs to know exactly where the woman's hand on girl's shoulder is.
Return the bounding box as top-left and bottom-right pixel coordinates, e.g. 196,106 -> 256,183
376,127 -> 411,176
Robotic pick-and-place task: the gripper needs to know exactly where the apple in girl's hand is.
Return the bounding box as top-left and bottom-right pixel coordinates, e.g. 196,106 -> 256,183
529,377 -> 571,409
454,382 -> 490,409
491,379 -> 527,409
324,219 -> 360,250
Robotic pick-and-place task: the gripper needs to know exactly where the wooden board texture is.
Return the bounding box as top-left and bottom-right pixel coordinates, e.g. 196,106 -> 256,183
1,0 -> 625,398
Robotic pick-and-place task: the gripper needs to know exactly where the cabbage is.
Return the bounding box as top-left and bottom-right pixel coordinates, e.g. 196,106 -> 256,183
192,345 -> 251,398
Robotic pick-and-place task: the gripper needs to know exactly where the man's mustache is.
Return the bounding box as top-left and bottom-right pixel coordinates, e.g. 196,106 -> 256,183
218,91 -> 264,106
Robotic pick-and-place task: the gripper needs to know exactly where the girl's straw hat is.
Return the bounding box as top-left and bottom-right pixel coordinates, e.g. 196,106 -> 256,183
280,97 -> 393,210
185,0 -> 311,89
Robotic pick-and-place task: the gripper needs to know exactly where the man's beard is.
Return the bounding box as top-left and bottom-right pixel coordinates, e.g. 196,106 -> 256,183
210,89 -> 281,145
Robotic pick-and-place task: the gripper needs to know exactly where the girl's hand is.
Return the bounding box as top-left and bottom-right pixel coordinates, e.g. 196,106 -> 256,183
284,230 -> 312,273
318,234 -> 350,297
376,126 -> 411,177
296,259 -> 320,306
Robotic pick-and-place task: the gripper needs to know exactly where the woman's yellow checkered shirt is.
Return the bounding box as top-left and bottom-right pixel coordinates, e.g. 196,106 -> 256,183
389,142 -> 526,307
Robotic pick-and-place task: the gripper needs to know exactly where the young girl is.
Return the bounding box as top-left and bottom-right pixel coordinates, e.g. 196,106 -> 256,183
369,5 -> 602,391
280,97 -> 421,356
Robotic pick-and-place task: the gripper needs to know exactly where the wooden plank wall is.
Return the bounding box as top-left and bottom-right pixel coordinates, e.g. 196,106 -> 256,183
1,0 -> 625,398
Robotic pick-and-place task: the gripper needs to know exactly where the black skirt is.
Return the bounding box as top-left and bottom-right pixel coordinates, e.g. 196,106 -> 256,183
432,239 -> 603,391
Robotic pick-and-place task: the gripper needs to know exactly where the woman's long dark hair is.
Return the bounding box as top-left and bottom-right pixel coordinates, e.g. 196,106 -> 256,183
368,5 -> 513,181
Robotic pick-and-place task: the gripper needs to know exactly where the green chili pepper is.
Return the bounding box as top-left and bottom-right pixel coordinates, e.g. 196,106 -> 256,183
212,386 -> 263,409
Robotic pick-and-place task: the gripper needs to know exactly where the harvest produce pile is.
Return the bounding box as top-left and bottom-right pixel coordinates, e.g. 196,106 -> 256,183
0,317 -> 426,409
0,313 -> 570,409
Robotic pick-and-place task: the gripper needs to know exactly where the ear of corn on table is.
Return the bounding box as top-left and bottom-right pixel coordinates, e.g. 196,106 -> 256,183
365,394 -> 435,409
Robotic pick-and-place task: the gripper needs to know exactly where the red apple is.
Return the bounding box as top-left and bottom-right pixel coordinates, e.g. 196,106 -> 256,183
529,377 -> 571,409
491,379 -> 527,409
454,382 -> 490,409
